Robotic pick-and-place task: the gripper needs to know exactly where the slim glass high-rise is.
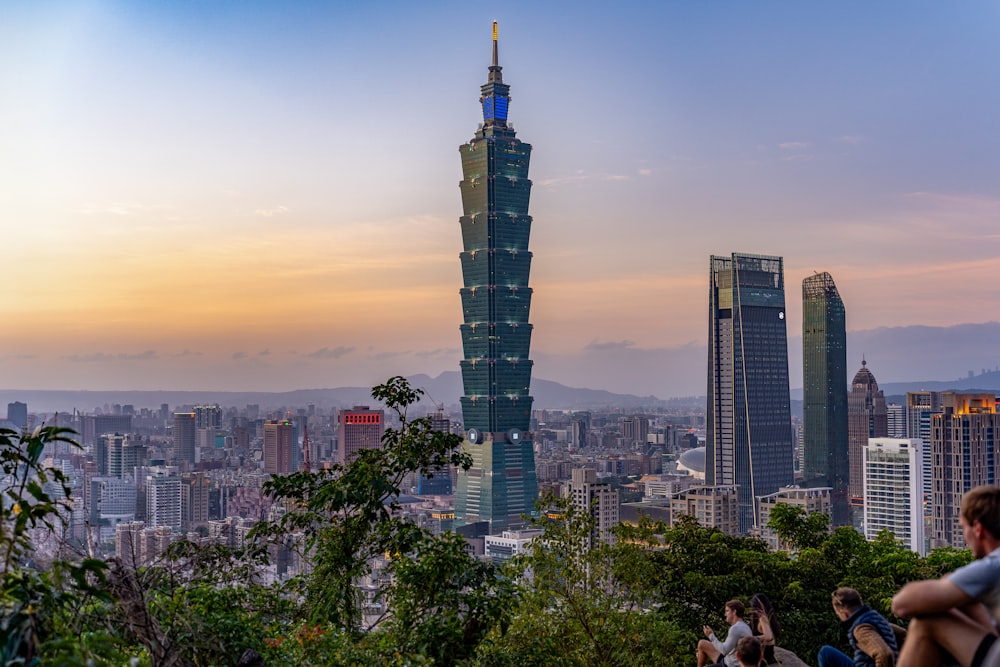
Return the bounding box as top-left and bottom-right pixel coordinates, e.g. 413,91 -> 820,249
706,253 -> 794,533
454,23 -> 538,532
801,272 -> 849,525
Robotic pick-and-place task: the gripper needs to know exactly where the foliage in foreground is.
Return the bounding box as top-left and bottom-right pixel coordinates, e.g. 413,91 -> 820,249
0,381 -> 976,666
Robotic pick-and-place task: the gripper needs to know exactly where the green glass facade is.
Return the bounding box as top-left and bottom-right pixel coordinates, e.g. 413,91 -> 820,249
454,26 -> 538,532
802,272 -> 849,526
707,253 -> 795,533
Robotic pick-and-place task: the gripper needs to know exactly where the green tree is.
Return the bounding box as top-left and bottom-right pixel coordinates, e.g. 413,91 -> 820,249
251,376 -> 473,633
0,426 -> 119,665
477,496 -> 688,667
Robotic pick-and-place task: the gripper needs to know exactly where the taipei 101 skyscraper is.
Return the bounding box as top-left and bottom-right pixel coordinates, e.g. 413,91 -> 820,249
454,23 -> 538,532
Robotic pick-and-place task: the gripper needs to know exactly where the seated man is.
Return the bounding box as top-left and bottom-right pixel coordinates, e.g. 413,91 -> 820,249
697,600 -> 753,667
892,485 -> 1000,667
817,587 -> 898,667
736,636 -> 764,667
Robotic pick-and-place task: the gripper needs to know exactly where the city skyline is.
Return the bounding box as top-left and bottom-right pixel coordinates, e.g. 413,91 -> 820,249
3,2 -> 999,397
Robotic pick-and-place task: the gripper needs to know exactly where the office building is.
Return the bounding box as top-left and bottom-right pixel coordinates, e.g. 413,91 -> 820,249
193,404 -> 222,430
6,401 -> 27,429
864,438 -> 925,555
930,393 -> 999,548
907,391 -> 944,516
886,403 -> 906,438
562,468 -> 619,547
847,359 -> 887,510
263,419 -> 297,475
89,477 -> 138,544
801,271 -> 849,525
621,416 -> 650,449
80,414 -> 133,448
116,521 -> 146,568
337,407 -> 384,465
484,528 -> 543,563
706,253 -> 795,533
756,485 -> 832,551
180,472 -> 210,531
668,485 -> 740,536
103,432 -> 147,479
172,412 -> 197,466
570,412 -> 590,452
146,472 -> 182,531
417,413 -> 453,495
454,23 -> 539,532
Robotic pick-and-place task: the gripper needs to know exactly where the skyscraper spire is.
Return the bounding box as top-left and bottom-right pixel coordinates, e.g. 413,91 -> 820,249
481,21 -> 509,127
492,21 -> 499,70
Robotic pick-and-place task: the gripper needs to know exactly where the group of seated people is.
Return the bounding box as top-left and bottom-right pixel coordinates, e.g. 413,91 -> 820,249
695,485 -> 1000,667
696,594 -> 778,667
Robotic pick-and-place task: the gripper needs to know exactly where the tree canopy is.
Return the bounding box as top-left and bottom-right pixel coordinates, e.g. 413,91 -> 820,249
0,380 -> 975,665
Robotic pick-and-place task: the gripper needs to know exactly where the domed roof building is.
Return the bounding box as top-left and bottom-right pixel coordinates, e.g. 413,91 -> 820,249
848,358 -> 888,511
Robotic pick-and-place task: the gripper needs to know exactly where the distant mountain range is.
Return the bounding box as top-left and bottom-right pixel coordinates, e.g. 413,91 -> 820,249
0,371 -> 667,415
5,321 -> 1000,414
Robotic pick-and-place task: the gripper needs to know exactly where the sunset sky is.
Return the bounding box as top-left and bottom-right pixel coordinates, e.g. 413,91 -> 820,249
2,1 -> 999,397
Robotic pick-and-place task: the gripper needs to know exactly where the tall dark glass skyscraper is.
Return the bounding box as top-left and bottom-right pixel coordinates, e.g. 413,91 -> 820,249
707,253 -> 794,533
454,24 -> 538,532
802,272 -> 849,526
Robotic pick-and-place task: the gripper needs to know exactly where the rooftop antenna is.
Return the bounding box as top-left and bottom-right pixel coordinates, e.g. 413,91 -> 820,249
492,20 -> 498,67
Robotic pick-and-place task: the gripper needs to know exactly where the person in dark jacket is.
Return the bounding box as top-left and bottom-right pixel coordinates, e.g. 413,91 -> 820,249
817,588 -> 898,667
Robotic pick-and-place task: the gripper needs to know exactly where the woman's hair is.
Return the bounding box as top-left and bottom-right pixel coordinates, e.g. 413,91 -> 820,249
749,593 -> 780,639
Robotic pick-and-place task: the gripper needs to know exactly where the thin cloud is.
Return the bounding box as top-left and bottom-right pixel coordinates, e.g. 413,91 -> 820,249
79,201 -> 154,216
638,168 -> 653,176
839,135 -> 866,144
585,340 -> 635,351
778,142 -> 810,150
369,350 -> 409,361
535,171 -> 588,188
605,174 -> 629,182
167,349 -> 203,358
415,347 -> 461,358
254,205 -> 288,217
257,349 -> 270,356
64,350 -> 158,363
306,346 -> 354,359
232,351 -> 247,360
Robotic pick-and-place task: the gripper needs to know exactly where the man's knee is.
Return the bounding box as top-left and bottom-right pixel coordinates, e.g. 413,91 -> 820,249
906,615 -> 937,642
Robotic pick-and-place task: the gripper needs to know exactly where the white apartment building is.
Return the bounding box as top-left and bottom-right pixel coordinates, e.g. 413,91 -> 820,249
864,438 -> 925,555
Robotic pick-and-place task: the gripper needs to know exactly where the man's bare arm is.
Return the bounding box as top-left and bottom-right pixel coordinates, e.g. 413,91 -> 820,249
891,577 -> 973,618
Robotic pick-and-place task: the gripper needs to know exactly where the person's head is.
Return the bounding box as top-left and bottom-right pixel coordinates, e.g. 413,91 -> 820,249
749,593 -> 779,636
960,486 -> 1000,557
749,593 -> 773,617
736,636 -> 762,667
831,587 -> 862,621
724,599 -> 746,625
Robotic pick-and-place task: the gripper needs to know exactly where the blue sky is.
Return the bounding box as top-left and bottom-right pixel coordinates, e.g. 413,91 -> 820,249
1,1 -> 998,397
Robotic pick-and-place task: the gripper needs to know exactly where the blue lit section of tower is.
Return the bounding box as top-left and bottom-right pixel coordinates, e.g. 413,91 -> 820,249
454,23 -> 538,532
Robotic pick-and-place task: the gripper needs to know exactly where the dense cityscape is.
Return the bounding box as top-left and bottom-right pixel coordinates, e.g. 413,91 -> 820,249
3,4 -> 1000,666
